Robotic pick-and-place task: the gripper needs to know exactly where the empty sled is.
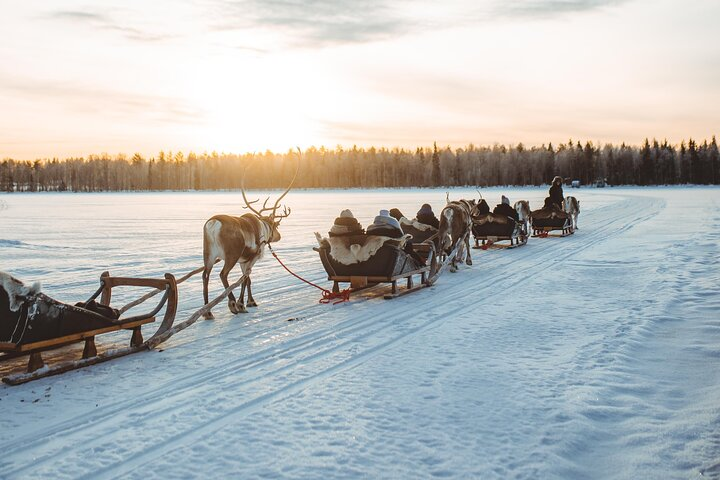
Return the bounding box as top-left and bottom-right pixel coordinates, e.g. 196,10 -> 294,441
0,271 -> 177,385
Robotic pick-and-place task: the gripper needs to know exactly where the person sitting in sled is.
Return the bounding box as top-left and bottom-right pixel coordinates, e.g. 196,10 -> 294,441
328,209 -> 364,237
493,195 -> 519,221
367,209 -> 403,238
476,198 -> 490,215
415,204 -> 440,229
368,210 -> 424,263
548,176 -> 565,209
543,196 -> 562,210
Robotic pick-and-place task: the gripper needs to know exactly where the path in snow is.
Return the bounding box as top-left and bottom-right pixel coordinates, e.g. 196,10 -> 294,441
0,187 -> 718,479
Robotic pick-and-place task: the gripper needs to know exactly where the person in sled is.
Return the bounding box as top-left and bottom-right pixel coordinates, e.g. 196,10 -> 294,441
328,209 -> 365,237
543,196 -> 562,210
415,204 -> 440,229
367,210 -> 424,263
493,195 -> 519,221
476,198 -> 490,215
548,176 -> 565,209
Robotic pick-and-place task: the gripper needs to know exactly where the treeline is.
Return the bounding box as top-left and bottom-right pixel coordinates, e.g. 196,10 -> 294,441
1,137 -> 718,192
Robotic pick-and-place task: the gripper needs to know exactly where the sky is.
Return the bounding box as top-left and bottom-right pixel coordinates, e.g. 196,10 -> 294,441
1,0 -> 718,159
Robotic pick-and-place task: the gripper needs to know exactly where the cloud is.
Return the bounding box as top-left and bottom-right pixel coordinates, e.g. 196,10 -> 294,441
47,10 -> 176,42
207,0 -> 412,47
0,77 -> 204,125
493,0 -> 629,19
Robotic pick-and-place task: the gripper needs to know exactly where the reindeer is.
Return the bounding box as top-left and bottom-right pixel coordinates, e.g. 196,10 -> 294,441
514,200 -> 531,235
202,161 -> 298,318
564,196 -> 580,231
438,197 -> 476,272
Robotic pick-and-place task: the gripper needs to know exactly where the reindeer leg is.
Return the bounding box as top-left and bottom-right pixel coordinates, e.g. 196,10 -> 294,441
465,235 -> 472,266
202,264 -> 215,320
220,258 -> 242,314
236,277 -> 248,313
246,276 -> 257,307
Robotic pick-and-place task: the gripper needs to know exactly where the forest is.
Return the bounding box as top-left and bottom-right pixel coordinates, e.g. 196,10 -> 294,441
1,138 -> 718,192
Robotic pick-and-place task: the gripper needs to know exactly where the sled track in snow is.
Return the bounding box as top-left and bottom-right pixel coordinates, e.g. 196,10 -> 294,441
1,193 -> 664,479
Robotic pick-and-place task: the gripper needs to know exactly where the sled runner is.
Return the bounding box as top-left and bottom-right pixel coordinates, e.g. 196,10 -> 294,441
530,208 -> 575,237
315,234 -> 437,299
471,213 -> 528,249
0,271 -> 177,385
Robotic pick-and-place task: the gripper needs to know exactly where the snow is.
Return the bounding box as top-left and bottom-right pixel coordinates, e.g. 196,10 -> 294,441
0,187 -> 718,479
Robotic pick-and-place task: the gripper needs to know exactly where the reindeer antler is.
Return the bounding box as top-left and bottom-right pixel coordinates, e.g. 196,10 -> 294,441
241,157 -> 265,217
269,148 -> 301,220
241,151 -> 300,220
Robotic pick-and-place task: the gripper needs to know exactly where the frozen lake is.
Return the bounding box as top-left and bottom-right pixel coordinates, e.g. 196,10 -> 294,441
0,186 -> 719,479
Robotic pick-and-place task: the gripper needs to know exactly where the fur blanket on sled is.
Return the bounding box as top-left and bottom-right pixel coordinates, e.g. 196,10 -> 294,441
315,233 -> 411,265
399,217 -> 436,232
0,271 -> 41,312
530,207 -> 570,220
473,213 -> 514,226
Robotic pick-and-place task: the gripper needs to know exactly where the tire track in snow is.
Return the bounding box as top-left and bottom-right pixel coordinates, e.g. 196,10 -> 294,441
2,194 -> 663,479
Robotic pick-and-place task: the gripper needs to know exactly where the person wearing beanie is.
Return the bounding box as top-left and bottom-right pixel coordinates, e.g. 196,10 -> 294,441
389,208 -> 405,222
415,204 -> 440,229
366,209 -> 403,238
476,199 -> 490,215
548,176 -> 564,209
493,195 -> 519,221
328,209 -> 365,237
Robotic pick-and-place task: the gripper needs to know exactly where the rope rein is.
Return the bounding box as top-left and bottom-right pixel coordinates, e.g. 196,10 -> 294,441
267,244 -> 350,304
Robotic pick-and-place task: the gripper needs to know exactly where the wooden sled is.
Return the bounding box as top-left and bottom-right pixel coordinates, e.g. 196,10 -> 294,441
531,209 -> 575,237
0,271 -> 178,385
472,214 -> 528,250
316,235 -> 437,299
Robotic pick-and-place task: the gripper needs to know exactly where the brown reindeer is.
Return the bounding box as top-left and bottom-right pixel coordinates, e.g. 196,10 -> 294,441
438,198 -> 476,272
202,161 -> 298,318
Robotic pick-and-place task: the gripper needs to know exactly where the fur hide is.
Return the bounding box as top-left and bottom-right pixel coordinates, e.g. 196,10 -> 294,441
401,217 -> 435,232
473,213 -> 512,225
325,235 -> 409,265
0,271 -> 41,312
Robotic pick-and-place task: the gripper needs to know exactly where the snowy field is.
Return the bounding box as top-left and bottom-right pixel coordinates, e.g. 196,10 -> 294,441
0,186 -> 718,479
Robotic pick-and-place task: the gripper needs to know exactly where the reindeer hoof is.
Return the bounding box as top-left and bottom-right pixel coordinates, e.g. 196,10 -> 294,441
204,311 -> 215,320
237,304 -> 248,314
466,259 -> 473,266
246,300 -> 258,307
228,301 -> 240,314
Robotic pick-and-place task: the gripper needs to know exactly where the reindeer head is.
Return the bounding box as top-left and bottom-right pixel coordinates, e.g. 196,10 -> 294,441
240,152 -> 300,243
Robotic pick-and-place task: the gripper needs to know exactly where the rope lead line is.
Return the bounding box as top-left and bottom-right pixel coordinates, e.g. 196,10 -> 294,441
267,244 -> 350,304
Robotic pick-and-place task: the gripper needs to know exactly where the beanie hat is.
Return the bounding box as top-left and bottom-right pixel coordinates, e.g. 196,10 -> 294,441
329,209 -> 364,237
372,210 -> 401,229
502,195 -> 510,205
552,176 -> 563,185
417,203 -> 433,217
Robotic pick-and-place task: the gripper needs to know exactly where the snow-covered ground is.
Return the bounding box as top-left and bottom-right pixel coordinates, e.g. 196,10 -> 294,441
0,187 -> 718,479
